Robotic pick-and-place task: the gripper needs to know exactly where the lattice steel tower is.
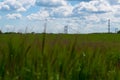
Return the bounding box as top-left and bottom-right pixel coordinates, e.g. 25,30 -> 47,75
44,19 -> 47,33
64,25 -> 68,34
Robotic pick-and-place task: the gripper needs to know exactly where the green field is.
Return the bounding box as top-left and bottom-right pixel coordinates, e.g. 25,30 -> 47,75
0,33 -> 120,80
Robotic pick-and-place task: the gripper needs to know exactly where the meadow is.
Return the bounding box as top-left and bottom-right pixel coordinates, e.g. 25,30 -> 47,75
0,33 -> 120,80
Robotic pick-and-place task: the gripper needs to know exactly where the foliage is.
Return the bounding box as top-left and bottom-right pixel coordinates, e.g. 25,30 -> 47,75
117,30 -> 120,34
0,30 -> 2,34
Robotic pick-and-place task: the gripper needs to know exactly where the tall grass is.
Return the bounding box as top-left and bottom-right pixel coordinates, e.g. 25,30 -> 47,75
0,34 -> 120,80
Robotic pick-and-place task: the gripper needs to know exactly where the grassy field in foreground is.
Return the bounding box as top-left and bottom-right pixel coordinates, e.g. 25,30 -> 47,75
0,33 -> 120,80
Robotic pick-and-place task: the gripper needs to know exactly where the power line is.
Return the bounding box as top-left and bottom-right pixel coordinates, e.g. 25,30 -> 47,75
69,27 -> 80,33
64,24 -> 80,34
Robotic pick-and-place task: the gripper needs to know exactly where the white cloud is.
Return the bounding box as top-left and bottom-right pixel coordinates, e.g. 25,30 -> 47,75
36,0 -> 67,7
27,4 -> 73,20
84,14 -> 100,22
82,24 -> 107,33
6,13 -> 22,19
18,0 -> 36,10
0,4 -> 10,10
1,0 -> 120,33
73,0 -> 113,15
106,0 -> 120,5
51,5 -> 73,18
0,0 -> 36,12
27,9 -> 49,20
63,0 -> 120,33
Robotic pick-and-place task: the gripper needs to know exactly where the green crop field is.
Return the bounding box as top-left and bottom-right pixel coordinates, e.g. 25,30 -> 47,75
0,33 -> 120,80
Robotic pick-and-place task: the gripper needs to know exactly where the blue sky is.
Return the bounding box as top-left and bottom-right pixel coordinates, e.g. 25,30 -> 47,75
0,0 -> 120,33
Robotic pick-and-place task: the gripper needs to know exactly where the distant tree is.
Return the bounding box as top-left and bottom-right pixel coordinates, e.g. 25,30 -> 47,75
0,30 -> 2,34
31,32 -> 35,34
117,30 -> 120,34
4,32 -> 16,34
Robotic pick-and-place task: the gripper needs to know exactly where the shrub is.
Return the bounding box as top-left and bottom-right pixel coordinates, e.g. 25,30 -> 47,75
117,30 -> 120,34
0,30 -> 2,34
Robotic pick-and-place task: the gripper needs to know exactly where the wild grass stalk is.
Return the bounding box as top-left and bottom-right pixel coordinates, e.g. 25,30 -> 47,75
0,34 -> 120,79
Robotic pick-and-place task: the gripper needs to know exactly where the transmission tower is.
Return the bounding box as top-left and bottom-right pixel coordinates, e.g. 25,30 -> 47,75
64,25 -> 68,34
115,28 -> 118,33
108,19 -> 110,33
44,19 -> 47,33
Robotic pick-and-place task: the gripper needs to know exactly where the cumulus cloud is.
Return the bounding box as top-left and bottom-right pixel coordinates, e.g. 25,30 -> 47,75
26,0 -> 114,21
69,0 -> 120,23
73,0 -> 113,15
27,9 -> 49,20
63,0 -> 120,33
51,5 -> 73,18
0,0 -> 36,12
6,13 -> 22,19
106,0 -> 120,5
27,5 -> 73,20
1,0 -> 120,33
36,0 -> 67,7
